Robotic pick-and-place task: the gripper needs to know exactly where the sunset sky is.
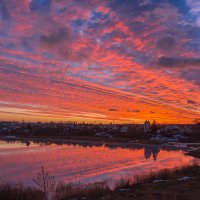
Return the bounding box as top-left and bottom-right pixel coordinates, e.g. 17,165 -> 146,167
0,0 -> 199,124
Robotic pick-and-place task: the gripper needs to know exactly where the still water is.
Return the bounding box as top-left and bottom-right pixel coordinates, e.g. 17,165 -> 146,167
0,139 -> 197,186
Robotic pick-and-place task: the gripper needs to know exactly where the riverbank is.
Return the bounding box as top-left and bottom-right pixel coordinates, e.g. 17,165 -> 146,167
109,164 -> 200,200
187,149 -> 200,159
1,164 -> 200,200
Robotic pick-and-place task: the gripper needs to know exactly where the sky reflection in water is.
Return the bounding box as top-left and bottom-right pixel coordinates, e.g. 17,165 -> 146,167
0,140 -> 197,186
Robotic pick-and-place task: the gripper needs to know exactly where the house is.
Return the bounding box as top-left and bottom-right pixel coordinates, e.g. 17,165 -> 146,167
144,120 -> 151,133
95,132 -> 112,138
120,126 -> 128,133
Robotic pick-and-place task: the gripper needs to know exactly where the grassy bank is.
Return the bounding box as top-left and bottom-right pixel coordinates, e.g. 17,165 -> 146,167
186,149 -> 200,159
0,181 -> 110,200
1,165 -> 200,200
112,164 -> 200,200
0,182 -> 44,200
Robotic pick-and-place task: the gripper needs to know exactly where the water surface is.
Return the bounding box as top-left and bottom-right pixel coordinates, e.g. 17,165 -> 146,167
0,140 -> 197,186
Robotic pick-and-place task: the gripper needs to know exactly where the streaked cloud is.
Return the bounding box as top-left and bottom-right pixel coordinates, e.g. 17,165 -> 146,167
0,0 -> 199,123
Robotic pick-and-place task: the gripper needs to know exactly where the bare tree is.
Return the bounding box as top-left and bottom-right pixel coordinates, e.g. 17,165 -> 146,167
32,166 -> 56,200
194,118 -> 200,125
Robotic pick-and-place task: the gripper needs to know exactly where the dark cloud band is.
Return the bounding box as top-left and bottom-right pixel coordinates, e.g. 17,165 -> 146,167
157,56 -> 200,67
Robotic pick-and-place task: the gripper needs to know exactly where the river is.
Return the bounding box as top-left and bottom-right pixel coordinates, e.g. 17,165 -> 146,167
0,139 -> 197,187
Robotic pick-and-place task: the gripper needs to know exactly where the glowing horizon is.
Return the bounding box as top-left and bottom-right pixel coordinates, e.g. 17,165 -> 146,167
0,0 -> 199,124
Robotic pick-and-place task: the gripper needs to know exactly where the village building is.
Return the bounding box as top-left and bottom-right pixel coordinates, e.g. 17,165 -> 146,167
144,120 -> 151,133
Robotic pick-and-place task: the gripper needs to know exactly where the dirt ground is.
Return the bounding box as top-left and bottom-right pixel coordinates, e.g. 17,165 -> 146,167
106,177 -> 200,200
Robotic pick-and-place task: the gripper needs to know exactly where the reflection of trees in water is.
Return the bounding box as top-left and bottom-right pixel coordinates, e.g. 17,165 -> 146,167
144,146 -> 160,161
26,141 -> 31,146
1,138 -> 144,152
5,138 -> 31,146
4,138 -> 160,161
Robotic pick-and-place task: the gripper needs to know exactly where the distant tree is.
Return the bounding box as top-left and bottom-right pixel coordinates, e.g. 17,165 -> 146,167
152,120 -> 156,125
151,120 -> 158,134
190,119 -> 200,141
194,118 -> 200,125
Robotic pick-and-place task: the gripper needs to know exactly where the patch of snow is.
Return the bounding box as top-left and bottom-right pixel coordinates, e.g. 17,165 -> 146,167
117,188 -> 130,192
151,135 -> 179,142
177,176 -> 192,181
168,142 -> 188,148
96,132 -> 112,138
120,126 -> 128,133
5,135 -> 16,139
152,179 -> 171,183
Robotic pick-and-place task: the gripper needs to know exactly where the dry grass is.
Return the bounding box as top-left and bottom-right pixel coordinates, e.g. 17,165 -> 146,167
134,164 -> 200,184
0,180 -> 110,200
1,165 -> 200,200
111,164 -> 200,200
0,181 -> 44,200
114,164 -> 200,190
55,181 -> 110,200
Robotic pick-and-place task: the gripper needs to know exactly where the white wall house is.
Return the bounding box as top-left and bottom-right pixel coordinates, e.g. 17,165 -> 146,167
144,120 -> 151,133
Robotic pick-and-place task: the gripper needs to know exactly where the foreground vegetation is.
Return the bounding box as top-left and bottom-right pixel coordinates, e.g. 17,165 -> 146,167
111,164 -> 200,200
1,164 -> 200,200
